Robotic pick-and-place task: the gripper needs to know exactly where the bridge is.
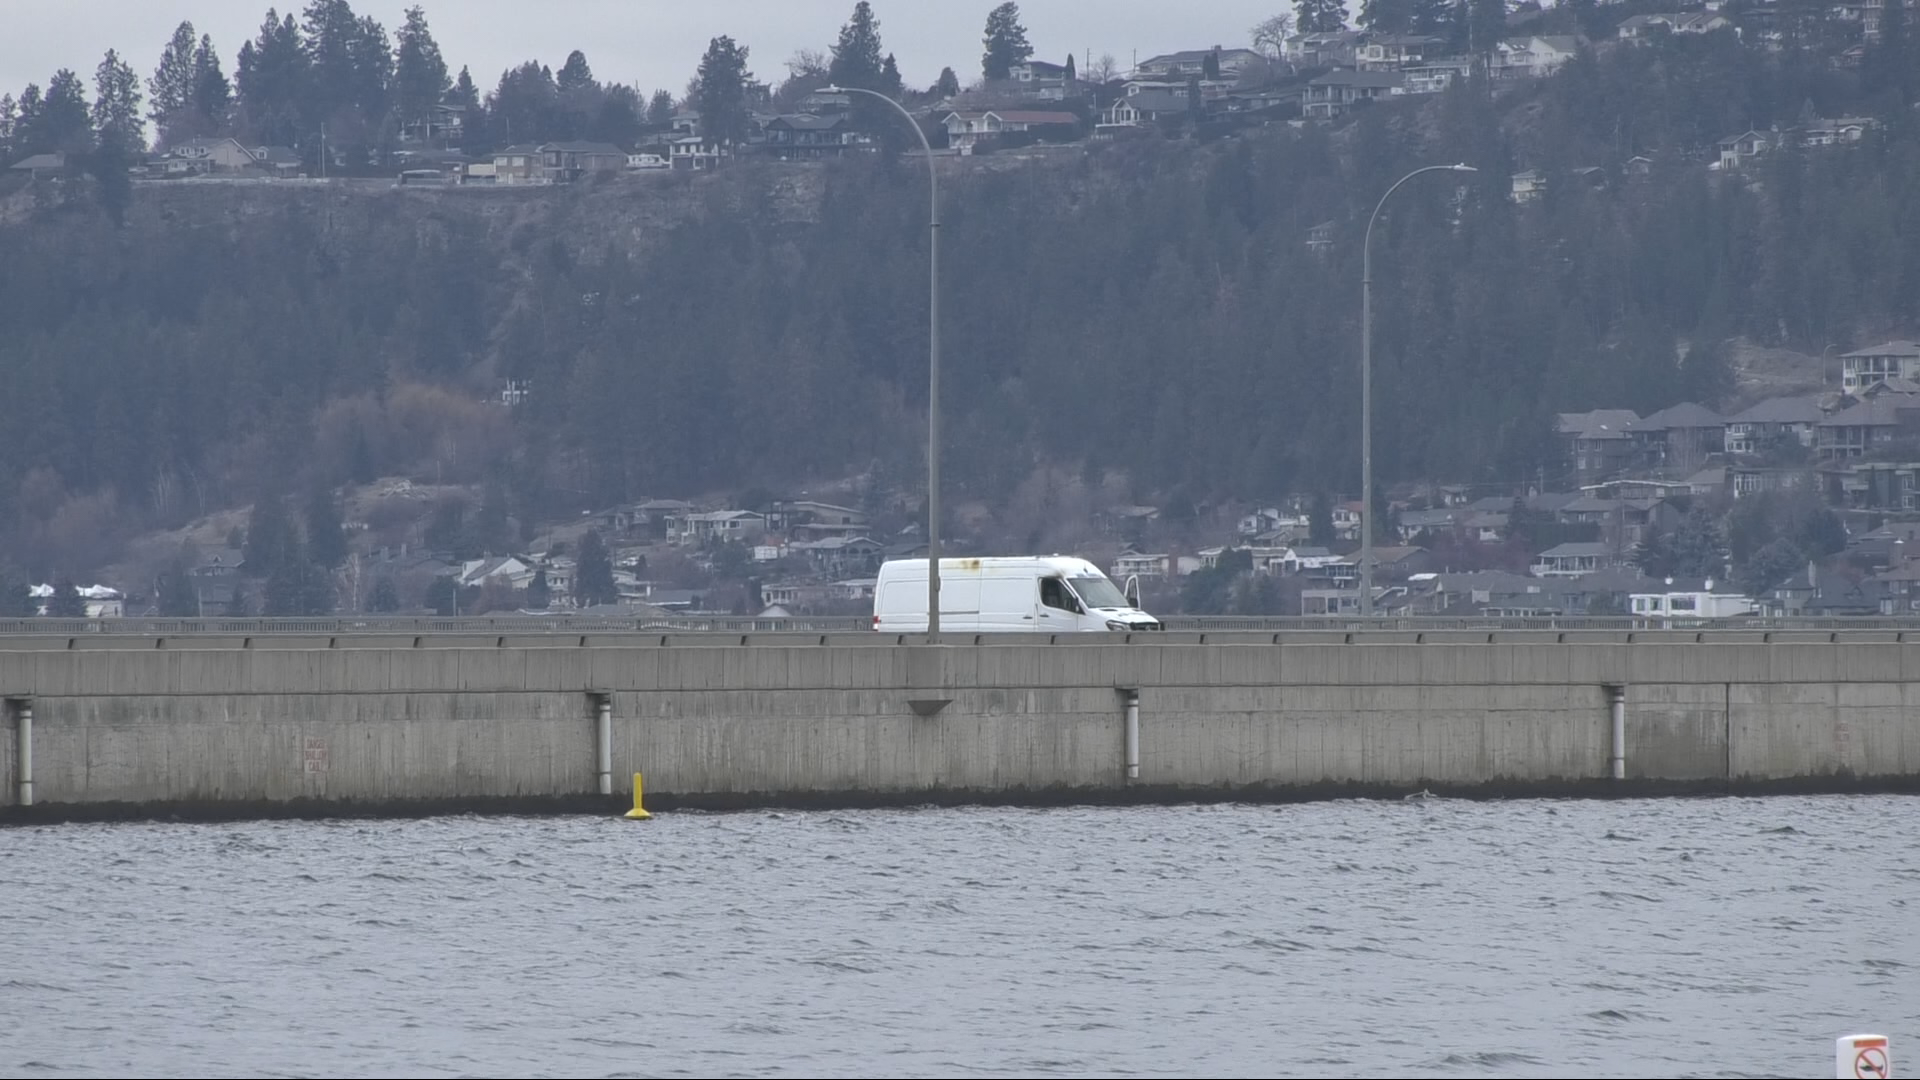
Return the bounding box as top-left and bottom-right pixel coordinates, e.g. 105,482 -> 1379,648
2,620 -> 1917,820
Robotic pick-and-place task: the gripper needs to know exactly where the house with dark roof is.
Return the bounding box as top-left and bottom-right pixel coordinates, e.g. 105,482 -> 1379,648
1628,402 -> 1725,471
943,109 -> 1082,152
1135,47 -> 1262,78
1302,70 -> 1404,120
8,152 -> 67,179
760,114 -> 864,159
1817,393 -> 1920,459
1100,90 -> 1191,131
540,142 -> 626,182
1557,409 -> 1640,483
1724,394 -> 1825,455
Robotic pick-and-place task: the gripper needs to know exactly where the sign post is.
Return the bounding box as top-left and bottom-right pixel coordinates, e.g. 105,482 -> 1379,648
1837,1034 -> 1891,1080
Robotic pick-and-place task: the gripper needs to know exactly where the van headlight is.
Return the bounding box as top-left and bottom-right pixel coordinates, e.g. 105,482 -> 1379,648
1106,619 -> 1129,631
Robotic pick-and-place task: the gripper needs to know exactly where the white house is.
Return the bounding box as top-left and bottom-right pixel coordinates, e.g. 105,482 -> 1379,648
1493,35 -> 1583,79
1630,580 -> 1756,622
942,109 -> 1080,153
30,584 -> 125,619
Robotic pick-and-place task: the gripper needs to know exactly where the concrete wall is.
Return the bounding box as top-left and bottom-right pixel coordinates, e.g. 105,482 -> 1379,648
1,630 -> 1917,815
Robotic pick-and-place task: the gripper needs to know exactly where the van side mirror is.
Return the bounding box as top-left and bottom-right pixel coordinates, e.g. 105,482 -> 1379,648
1125,575 -> 1141,608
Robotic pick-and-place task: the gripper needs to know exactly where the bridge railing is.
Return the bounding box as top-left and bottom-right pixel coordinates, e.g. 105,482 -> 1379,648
6,614 -> 1920,635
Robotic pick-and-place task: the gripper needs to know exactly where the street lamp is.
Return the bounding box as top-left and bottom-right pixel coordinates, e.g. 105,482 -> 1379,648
1360,163 -> 1477,617
825,84 -> 943,641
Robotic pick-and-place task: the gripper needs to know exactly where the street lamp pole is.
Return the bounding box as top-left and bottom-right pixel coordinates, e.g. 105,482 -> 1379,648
828,85 -> 942,642
1360,163 -> 1476,617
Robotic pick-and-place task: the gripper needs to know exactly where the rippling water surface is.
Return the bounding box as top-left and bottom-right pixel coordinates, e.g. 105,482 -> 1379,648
2,795 -> 1915,1078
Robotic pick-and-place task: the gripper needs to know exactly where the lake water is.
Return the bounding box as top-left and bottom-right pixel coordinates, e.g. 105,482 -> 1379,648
2,795 -> 1914,1078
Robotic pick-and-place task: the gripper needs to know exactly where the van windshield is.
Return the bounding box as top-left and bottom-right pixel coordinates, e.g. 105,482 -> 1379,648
1069,576 -> 1130,609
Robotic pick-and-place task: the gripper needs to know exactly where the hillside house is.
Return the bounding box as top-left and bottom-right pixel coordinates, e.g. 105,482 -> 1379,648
1135,47 -> 1262,78
942,109 -> 1081,152
760,114 -> 862,159
1284,30 -> 1365,67
1717,129 -> 1773,169
1839,340 -> 1920,393
1493,35 -> 1583,79
1357,34 -> 1444,70
1817,394 -> 1920,459
1303,70 -> 1404,119
674,510 -> 768,545
168,136 -> 258,172
1511,169 -> 1548,202
9,152 -> 67,179
1629,580 -> 1757,621
1099,90 -> 1190,132
1627,401 -> 1725,470
1725,395 -> 1824,454
1530,541 -> 1622,577
1112,552 -> 1174,579
540,141 -> 625,182
1403,58 -> 1475,94
1558,409 -> 1640,483
492,144 -> 544,184
670,136 -> 728,170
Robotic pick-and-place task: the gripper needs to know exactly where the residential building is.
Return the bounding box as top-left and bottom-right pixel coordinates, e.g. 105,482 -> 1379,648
1302,70 -> 1404,120
1724,395 -> 1823,454
31,584 -> 126,619
1618,12 -> 1733,38
670,136 -> 728,170
1530,541 -> 1620,577
1306,220 -> 1337,252
1009,59 -> 1070,82
169,136 -> 258,171
1627,401 -> 1725,470
1819,458 -> 1920,509
759,114 -> 863,159
1099,90 -> 1191,132
1112,552 -> 1174,579
1493,35 -> 1584,79
1816,394 -> 1920,459
401,102 -> 466,146
1557,409 -> 1640,483
943,109 -> 1081,152
1511,169 -> 1548,202
1356,34 -> 1443,70
1732,464 -> 1808,498
1362,546 -> 1434,579
9,152 -> 66,179
1716,129 -> 1773,170
1801,115 -> 1878,147
1629,580 -> 1756,621
1284,30 -> 1365,68
1403,58 -> 1475,95
792,536 -> 885,576
492,144 -> 545,184
1134,47 -> 1263,79
249,145 -> 303,176
540,141 -> 626,182
675,510 -> 769,545
1839,340 -> 1920,393
627,152 -> 668,170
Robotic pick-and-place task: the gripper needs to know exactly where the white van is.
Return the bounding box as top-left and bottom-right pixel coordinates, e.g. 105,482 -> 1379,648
871,556 -> 1162,633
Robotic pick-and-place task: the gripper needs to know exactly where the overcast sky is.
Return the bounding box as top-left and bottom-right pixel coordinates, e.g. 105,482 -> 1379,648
2,1 -> 1284,105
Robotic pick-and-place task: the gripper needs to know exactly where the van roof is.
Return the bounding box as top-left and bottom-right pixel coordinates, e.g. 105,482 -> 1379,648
877,555 -> 1104,576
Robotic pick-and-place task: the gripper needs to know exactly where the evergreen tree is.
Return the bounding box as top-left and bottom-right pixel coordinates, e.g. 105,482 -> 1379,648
393,5 -> 450,134
92,49 -> 145,152
243,497 -> 299,576
1469,0 -> 1506,57
148,21 -> 199,146
425,576 -> 457,615
982,3 -> 1035,81
933,66 -> 961,98
449,66 -> 480,112
1309,493 -> 1335,546
37,69 -> 93,154
830,2 -> 887,90
368,576 -> 400,612
880,54 -> 903,98
1671,507 -> 1728,579
557,50 -> 597,94
158,566 -> 201,617
694,36 -> 753,148
1064,53 -> 1076,82
305,487 -> 348,569
1359,0 -> 1414,33
190,35 -> 232,132
1202,48 -> 1222,80
526,566 -> 552,609
575,529 -> 617,607
1737,537 -> 1804,598
12,84 -> 43,155
0,579 -> 32,618
647,88 -> 675,126
1411,0 -> 1454,36
235,10 -> 309,147
1295,0 -> 1350,34
49,580 -> 88,618
0,94 -> 15,163
477,479 -> 511,553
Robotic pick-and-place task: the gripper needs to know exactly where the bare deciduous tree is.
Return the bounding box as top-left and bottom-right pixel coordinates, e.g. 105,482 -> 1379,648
1251,13 -> 1294,58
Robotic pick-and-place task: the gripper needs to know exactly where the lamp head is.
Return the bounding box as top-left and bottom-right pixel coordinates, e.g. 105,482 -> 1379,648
1451,163 -> 1478,172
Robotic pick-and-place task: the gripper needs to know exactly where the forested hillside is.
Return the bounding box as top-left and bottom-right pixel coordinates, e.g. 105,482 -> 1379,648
2,29 -> 1918,579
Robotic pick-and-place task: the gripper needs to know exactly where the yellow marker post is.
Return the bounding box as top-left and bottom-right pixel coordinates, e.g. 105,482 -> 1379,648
623,772 -> 653,820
